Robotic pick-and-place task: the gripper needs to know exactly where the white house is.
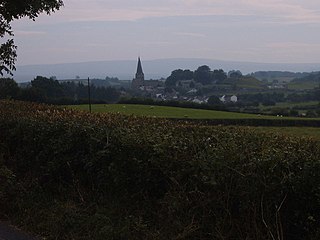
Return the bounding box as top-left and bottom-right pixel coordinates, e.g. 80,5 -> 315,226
230,95 -> 238,103
220,95 -> 238,103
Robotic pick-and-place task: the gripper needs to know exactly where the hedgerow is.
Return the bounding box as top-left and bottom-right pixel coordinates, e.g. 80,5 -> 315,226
0,100 -> 320,239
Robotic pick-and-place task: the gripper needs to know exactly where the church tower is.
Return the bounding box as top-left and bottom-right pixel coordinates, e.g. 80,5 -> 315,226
131,57 -> 145,89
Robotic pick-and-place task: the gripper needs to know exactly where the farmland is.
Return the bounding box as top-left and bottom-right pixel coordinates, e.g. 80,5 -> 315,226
69,103 -> 297,119
69,104 -> 320,139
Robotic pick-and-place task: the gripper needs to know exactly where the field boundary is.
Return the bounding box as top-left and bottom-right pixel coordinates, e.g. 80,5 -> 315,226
171,117 -> 320,127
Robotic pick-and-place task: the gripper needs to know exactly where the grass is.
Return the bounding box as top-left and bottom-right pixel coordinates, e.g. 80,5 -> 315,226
69,104 -> 297,120
259,101 -> 319,111
275,101 -> 319,108
68,103 -> 320,121
287,81 -> 319,90
69,104 -> 320,140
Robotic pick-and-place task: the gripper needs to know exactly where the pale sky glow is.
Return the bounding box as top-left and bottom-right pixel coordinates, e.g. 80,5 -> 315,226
10,0 -> 320,65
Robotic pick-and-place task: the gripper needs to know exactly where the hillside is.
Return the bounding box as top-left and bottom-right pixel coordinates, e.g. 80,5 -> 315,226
250,71 -> 310,82
288,72 -> 320,90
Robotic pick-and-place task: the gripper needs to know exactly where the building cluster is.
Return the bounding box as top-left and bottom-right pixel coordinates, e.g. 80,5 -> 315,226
131,57 -> 237,104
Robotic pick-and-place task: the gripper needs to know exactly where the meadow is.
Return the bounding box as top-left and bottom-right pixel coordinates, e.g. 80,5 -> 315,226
70,103 -> 320,139
70,103 -> 295,119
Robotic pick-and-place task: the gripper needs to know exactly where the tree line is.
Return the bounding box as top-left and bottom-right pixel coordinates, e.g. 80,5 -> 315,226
165,65 -> 240,86
0,76 -> 120,104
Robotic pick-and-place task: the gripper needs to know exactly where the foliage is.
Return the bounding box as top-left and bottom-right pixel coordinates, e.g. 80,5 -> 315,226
292,71 -> 320,83
1,77 -> 121,104
207,95 -> 221,105
0,77 -> 19,98
1,100 -> 320,239
0,0 -> 64,75
165,66 -> 228,86
165,69 -> 194,86
0,40 -> 17,75
31,75 -> 64,99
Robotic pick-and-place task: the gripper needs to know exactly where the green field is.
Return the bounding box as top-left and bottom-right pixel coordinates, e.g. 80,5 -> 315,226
259,101 -> 318,109
70,104 -> 297,119
287,80 -> 319,90
69,104 -> 320,139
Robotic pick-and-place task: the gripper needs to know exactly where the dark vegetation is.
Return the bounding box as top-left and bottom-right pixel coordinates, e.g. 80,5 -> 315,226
0,76 -> 120,104
250,71 -> 311,81
291,71 -> 320,83
1,100 -> 320,239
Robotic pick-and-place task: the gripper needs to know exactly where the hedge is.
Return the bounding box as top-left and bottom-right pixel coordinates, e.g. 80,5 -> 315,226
0,100 -> 320,239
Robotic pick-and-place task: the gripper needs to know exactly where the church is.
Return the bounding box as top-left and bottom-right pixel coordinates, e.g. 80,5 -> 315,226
131,57 -> 145,90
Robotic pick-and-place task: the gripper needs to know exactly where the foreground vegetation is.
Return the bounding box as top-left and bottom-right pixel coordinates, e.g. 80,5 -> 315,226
1,100 -> 320,239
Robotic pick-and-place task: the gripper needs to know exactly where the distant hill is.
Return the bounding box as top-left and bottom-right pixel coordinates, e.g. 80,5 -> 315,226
12,58 -> 320,83
250,71 -> 311,82
291,71 -> 320,83
288,72 -> 320,90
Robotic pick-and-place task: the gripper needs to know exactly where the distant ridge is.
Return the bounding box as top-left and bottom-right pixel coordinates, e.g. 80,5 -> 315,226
13,58 -> 320,82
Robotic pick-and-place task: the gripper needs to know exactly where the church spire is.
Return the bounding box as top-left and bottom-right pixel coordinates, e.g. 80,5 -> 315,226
136,57 -> 143,75
132,57 -> 145,89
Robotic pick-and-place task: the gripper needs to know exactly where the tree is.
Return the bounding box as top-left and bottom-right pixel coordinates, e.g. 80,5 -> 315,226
0,77 -> 19,99
31,75 -> 64,99
194,65 -> 213,85
165,69 -> 193,87
228,70 -> 242,79
207,95 -> 221,105
0,0 -> 64,75
212,69 -> 227,83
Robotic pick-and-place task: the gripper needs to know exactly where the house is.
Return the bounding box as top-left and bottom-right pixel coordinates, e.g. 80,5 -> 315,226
220,95 -> 238,103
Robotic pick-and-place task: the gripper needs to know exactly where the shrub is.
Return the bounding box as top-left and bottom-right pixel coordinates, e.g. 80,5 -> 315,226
0,100 -> 320,239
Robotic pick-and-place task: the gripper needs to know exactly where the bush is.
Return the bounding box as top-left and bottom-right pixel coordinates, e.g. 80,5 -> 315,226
1,100 -> 320,239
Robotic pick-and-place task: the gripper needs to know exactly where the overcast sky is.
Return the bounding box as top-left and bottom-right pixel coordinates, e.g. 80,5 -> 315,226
10,0 -> 320,66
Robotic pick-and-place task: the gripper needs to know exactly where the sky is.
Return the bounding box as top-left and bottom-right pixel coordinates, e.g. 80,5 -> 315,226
9,0 -> 320,66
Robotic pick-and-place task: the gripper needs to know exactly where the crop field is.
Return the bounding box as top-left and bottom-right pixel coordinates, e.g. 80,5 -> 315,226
69,103 -> 299,120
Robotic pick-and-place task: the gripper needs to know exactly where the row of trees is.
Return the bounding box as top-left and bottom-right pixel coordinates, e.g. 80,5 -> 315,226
166,65 -> 240,86
0,77 -> 121,104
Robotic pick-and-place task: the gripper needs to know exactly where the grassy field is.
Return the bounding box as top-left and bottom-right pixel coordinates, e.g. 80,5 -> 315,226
69,104 -> 320,140
70,104 -> 298,120
259,101 -> 318,109
287,80 -> 319,90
